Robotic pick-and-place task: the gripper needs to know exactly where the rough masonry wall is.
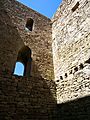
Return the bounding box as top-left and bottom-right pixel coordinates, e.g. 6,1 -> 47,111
0,0 -> 24,75
52,0 -> 90,103
0,72 -> 56,120
0,0 -> 53,80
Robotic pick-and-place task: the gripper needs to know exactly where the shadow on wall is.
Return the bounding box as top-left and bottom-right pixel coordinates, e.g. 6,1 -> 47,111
0,2 -> 57,119
0,75 -> 57,120
57,95 -> 90,120
0,0 -> 24,73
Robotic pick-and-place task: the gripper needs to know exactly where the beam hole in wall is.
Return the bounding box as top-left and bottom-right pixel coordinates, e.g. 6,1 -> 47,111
56,80 -> 59,82
65,73 -> 67,78
74,67 -> 78,72
69,70 -> 72,74
60,76 -> 63,80
72,2 -> 79,12
13,46 -> 32,77
79,63 -> 84,69
25,18 -> 34,31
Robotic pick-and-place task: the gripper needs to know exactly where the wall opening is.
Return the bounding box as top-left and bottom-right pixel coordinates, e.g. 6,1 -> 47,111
72,2 -> 79,12
14,62 -> 24,76
13,46 -> 32,77
60,76 -> 63,80
79,63 -> 84,69
74,67 -> 78,72
65,73 -> 67,78
26,18 -> 34,31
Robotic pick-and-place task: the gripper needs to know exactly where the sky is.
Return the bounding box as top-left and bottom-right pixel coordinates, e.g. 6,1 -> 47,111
16,0 -> 62,18
14,62 -> 24,76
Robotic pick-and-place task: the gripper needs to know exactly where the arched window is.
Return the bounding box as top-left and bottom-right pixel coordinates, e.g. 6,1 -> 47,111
25,18 -> 34,31
14,62 -> 24,76
13,46 -> 32,77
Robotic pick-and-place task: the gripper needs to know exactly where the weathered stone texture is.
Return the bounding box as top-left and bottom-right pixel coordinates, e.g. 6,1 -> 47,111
52,0 -> 90,104
1,0 -> 90,119
0,72 -> 56,120
56,69 -> 90,103
0,0 -> 53,80
52,0 -> 90,80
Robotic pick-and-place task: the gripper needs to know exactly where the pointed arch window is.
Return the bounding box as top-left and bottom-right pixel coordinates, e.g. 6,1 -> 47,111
13,46 -> 32,77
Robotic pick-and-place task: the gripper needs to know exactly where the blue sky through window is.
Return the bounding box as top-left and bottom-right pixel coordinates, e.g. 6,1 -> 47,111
16,0 -> 62,18
14,62 -> 24,76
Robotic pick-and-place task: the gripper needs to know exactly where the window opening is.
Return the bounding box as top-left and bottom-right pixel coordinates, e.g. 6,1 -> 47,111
26,18 -> 34,31
13,46 -> 32,77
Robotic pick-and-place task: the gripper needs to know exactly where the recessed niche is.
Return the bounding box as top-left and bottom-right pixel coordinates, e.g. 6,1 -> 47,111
13,46 -> 32,77
72,2 -> 79,12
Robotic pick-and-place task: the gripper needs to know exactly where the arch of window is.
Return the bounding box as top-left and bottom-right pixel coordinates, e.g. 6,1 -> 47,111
13,46 -> 32,77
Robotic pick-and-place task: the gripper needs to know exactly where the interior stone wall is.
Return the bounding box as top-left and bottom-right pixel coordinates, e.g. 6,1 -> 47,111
52,0 -> 90,80
52,0 -> 90,103
0,71 -> 56,120
0,0 -> 53,80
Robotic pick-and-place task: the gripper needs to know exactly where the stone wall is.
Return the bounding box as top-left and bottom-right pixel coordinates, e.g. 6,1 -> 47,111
52,0 -> 90,103
0,72 -> 56,120
0,0 -> 53,80
52,0 -> 90,80
56,67 -> 90,103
